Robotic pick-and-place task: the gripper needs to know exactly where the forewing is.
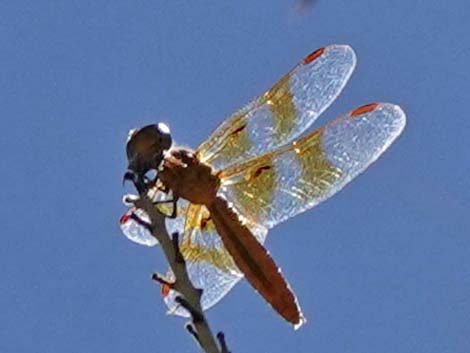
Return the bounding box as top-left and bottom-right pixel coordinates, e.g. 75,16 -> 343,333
162,200 -> 268,316
218,103 -> 406,228
197,44 -> 356,171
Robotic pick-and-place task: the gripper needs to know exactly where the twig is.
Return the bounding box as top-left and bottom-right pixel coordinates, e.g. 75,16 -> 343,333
134,193 -> 227,353
217,332 -> 231,353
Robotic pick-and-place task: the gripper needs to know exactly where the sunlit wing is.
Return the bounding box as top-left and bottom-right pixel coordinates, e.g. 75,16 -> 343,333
121,44 -> 359,317
197,44 -> 356,171
162,199 -> 268,316
218,103 -> 406,228
120,189 -> 173,247
161,102 -> 406,317
120,207 -> 158,247
120,194 -> 269,316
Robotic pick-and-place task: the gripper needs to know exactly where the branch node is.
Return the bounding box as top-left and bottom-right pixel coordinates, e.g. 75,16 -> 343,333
175,295 -> 204,323
151,272 -> 175,287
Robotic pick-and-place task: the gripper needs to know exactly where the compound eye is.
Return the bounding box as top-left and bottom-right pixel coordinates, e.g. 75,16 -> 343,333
127,128 -> 139,143
157,122 -> 172,150
157,122 -> 170,135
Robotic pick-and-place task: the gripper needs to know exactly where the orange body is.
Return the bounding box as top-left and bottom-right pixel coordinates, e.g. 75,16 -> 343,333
159,148 -> 301,324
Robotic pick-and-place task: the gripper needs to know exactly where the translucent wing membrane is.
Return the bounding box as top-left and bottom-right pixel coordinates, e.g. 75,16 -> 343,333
119,45 -> 406,321
197,45 -> 356,171
120,207 -> 157,247
120,103 -> 405,317
218,103 -> 406,228
119,194 -> 250,315
163,199 -> 268,316
160,103 -> 405,317
119,190 -> 174,247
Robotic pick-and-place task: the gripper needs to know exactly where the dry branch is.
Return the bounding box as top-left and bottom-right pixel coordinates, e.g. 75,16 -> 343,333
133,194 -> 229,353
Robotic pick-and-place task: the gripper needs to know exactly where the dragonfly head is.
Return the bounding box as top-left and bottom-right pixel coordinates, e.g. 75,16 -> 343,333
124,123 -> 172,189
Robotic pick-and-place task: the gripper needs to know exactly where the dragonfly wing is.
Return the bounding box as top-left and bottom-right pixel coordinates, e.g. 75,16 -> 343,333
162,200 -> 268,316
218,103 -> 406,228
120,207 -> 158,247
118,190 -> 267,315
197,44 -> 356,171
119,189 -> 176,247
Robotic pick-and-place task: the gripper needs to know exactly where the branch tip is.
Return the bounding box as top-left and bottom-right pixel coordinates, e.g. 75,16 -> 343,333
185,322 -> 200,344
217,332 -> 231,353
151,272 -> 174,286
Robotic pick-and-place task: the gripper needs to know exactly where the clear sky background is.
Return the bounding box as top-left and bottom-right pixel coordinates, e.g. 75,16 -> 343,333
1,1 -> 469,352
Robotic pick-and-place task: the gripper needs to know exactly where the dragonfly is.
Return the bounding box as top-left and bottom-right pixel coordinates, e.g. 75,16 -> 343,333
119,44 -> 406,327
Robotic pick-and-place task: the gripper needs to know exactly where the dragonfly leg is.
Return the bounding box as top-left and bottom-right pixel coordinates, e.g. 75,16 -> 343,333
128,212 -> 152,232
143,169 -> 161,190
123,170 -> 148,194
168,197 -> 178,219
152,196 -> 179,219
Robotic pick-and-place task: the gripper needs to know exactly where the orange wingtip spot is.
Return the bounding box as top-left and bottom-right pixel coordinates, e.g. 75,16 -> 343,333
303,47 -> 325,64
119,214 -> 130,224
161,283 -> 170,297
350,103 -> 380,117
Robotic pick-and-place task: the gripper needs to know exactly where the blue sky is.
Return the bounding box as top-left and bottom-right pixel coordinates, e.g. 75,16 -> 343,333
1,1 -> 469,352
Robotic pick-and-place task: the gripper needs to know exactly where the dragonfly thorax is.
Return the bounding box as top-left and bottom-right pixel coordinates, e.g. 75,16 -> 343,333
159,148 -> 221,206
